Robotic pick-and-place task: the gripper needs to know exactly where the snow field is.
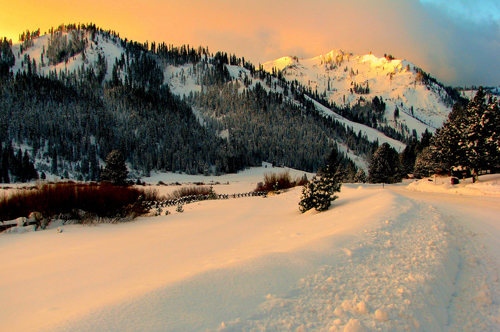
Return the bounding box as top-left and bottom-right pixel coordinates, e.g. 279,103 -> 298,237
2,173 -> 500,331
0,185 -> 389,332
444,216 -> 500,331
308,96 -> 407,153
146,162 -> 314,196
215,195 -> 464,331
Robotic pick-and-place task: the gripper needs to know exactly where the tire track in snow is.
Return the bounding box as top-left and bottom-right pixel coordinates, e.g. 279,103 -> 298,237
444,217 -> 500,332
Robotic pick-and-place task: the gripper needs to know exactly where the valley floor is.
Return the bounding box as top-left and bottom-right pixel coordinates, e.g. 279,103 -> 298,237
1,169 -> 499,331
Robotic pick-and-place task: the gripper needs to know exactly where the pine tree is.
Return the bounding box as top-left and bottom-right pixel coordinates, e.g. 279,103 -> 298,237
344,161 -> 357,183
22,150 -> 38,181
413,147 -> 444,178
354,169 -> 367,183
460,87 -> 488,173
483,99 -> 500,166
299,179 -> 317,213
299,166 -> 341,213
399,142 -> 417,175
368,143 -> 402,183
51,149 -> 58,176
1,147 -> 9,183
101,150 -> 128,186
394,106 -> 400,119
430,104 -> 464,171
430,87 -> 500,175
0,37 -> 15,77
88,145 -> 100,181
207,185 -> 217,200
314,167 -> 341,211
322,146 -> 346,182
459,88 -> 500,173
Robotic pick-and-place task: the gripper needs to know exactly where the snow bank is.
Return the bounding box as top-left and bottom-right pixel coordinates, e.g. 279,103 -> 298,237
2,224 -> 37,234
407,174 -> 500,197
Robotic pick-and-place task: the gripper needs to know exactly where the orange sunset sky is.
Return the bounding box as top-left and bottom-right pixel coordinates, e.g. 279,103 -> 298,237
1,0 -> 499,86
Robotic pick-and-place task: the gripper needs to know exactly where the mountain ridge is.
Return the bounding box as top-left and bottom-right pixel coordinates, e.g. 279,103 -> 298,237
262,49 -> 460,139
0,24 -> 468,181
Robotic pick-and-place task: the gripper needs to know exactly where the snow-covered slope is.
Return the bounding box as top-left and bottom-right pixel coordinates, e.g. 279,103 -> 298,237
10,32 -> 452,175
12,32 -> 125,83
9,35 -> 454,143
263,50 -> 455,137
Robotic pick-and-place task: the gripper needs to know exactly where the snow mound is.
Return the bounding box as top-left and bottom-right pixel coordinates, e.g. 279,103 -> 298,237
2,225 -> 36,234
407,174 -> 500,197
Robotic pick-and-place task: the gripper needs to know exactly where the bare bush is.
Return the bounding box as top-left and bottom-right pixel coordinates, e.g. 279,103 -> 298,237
165,186 -> 212,200
0,182 -> 159,225
254,171 -> 308,192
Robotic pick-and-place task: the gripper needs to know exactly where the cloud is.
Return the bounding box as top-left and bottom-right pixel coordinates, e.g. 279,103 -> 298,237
419,0 -> 500,24
143,0 -> 500,86
414,0 -> 500,86
246,0 -> 500,87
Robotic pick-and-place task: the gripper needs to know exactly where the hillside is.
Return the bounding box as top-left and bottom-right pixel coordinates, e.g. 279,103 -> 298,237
0,25 -> 464,181
263,50 -> 459,138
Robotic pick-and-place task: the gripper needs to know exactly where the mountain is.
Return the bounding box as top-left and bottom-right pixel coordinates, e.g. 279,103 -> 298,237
263,50 -> 462,139
0,24 -> 466,182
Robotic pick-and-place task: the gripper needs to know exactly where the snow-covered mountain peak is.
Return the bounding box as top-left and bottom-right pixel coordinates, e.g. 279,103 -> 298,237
310,49 -> 351,63
11,29 -> 125,82
263,49 -> 456,138
262,55 -> 298,71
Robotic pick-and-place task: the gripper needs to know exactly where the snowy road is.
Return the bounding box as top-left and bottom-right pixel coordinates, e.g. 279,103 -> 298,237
389,185 -> 500,331
389,184 -> 500,254
214,184 -> 500,331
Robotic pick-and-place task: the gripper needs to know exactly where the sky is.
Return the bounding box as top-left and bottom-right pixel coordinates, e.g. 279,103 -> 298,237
1,0 -> 499,87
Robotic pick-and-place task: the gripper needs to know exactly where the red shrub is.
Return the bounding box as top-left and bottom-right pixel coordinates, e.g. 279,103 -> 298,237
254,171 -> 309,192
0,182 -> 158,222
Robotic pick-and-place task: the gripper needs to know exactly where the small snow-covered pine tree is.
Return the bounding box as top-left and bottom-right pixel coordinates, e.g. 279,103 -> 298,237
207,185 -> 217,200
299,169 -> 341,213
314,168 -> 341,212
298,179 -> 317,213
